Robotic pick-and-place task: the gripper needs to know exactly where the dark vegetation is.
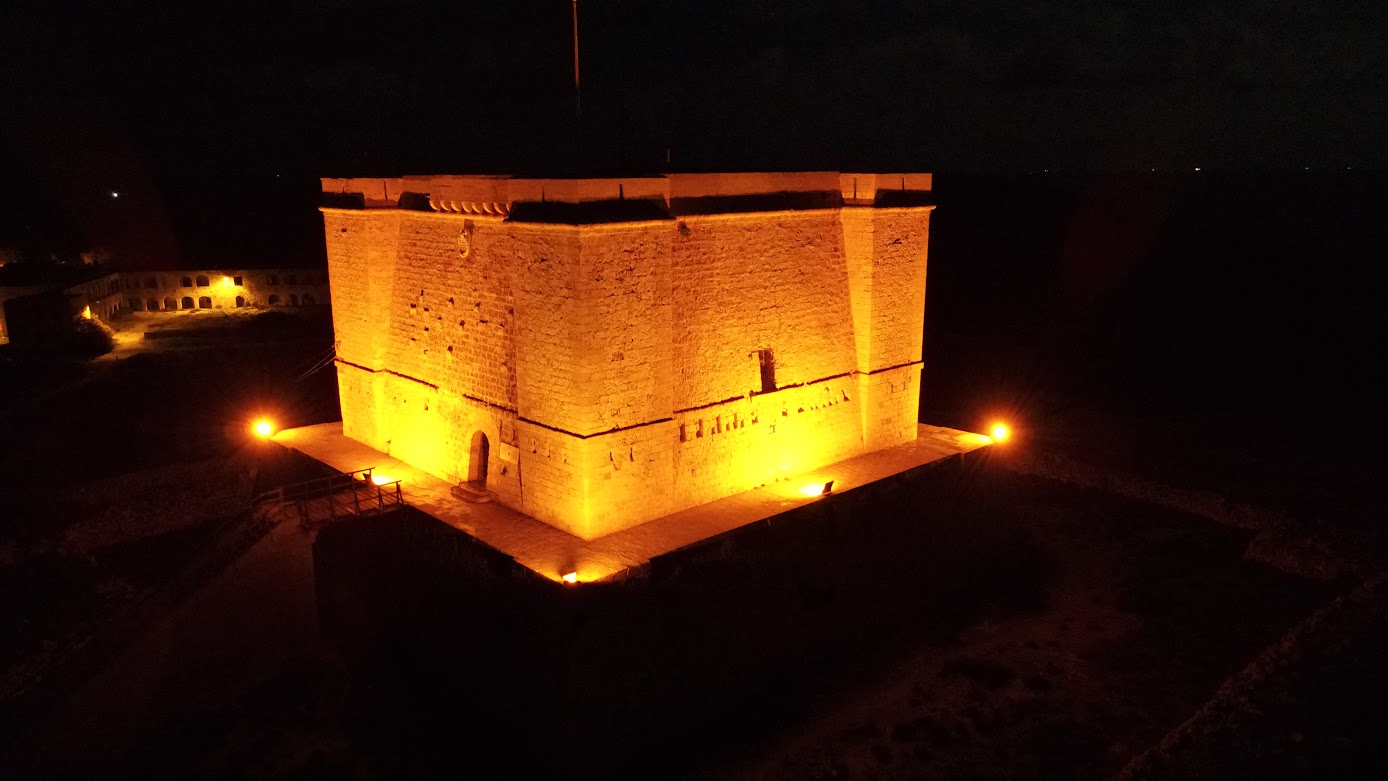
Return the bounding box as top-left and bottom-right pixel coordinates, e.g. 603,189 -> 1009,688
78,461 -> 1327,780
0,309 -> 336,496
0,311 -> 339,717
923,171 -> 1386,529
61,317 -> 116,357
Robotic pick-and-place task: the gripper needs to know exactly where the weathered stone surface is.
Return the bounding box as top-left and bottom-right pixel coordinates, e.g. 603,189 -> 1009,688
322,172 -> 933,540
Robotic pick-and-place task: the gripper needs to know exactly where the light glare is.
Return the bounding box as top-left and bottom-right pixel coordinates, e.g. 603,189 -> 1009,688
370,473 -> 394,486
990,422 -> 1010,443
253,419 -> 274,438
562,572 -> 578,584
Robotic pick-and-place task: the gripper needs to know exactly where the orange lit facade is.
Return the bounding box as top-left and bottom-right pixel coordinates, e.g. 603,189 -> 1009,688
321,172 -> 933,540
116,269 -> 329,311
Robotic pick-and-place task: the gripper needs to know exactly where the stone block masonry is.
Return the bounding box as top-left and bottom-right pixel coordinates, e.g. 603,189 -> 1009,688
321,172 -> 934,540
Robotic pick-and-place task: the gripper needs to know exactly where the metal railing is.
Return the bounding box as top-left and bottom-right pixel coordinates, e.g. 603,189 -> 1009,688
251,467 -> 404,524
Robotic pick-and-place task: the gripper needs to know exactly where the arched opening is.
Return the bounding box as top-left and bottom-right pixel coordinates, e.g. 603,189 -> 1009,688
758,348 -> 777,393
289,293 -> 300,306
468,431 -> 490,486
198,296 -> 211,309
180,276 -> 192,287
235,295 -> 245,308
163,297 -> 175,311
195,275 -> 209,287
181,296 -> 194,310
268,294 -> 281,306
146,298 -> 158,311
303,293 -> 316,305
128,298 -> 142,311
143,276 -> 156,288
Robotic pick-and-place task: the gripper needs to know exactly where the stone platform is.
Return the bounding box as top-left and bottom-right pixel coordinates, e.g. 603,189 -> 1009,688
273,422 -> 993,583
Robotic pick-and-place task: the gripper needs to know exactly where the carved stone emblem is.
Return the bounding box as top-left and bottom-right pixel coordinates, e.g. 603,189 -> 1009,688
458,220 -> 475,259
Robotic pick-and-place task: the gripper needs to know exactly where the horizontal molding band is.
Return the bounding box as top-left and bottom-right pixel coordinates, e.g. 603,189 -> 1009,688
334,358 -> 518,415
336,358 -> 921,440
517,415 -> 674,440
671,364 -> 920,415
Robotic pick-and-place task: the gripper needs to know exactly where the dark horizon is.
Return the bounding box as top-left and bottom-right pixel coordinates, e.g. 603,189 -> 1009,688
4,0 -> 1387,264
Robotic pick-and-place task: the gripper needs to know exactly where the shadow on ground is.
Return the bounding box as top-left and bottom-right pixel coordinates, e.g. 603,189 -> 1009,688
13,458 -> 1339,780
307,459 -> 1333,779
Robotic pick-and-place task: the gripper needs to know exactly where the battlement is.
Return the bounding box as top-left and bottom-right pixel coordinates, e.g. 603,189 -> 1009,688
320,171 -> 933,219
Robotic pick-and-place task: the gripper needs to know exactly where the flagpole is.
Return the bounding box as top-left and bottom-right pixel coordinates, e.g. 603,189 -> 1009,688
571,0 -> 582,119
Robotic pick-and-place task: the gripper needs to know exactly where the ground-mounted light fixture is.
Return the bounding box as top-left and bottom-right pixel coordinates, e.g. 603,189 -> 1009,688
990,422 -> 1011,443
221,276 -> 234,287
252,419 -> 275,438
370,473 -> 395,486
799,480 -> 834,497
562,572 -> 579,584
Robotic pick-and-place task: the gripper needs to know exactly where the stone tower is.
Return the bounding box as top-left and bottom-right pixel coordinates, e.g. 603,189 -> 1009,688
321,172 -> 933,540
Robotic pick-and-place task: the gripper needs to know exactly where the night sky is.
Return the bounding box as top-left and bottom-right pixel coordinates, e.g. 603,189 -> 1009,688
2,0 -> 1385,264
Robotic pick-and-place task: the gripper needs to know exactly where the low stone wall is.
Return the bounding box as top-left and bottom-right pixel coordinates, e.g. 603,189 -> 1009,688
311,446 -> 1007,774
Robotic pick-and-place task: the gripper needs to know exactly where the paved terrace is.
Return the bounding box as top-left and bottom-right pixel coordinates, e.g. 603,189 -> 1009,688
274,423 -> 993,583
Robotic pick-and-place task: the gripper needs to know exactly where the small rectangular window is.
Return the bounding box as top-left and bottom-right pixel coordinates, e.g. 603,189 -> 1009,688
233,275 -> 243,286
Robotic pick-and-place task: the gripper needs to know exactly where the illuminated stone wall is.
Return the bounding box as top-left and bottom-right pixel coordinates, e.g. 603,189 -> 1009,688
116,269 -> 330,312
322,172 -> 932,540
67,275 -> 125,320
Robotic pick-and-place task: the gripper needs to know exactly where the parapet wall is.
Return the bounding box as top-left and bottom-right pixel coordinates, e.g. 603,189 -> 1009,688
321,171 -> 933,539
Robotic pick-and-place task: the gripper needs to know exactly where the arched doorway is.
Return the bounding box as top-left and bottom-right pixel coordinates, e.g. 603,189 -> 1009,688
468,431 -> 490,487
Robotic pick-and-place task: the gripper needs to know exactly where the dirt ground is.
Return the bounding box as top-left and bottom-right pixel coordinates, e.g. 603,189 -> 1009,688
2,308 -> 1379,780
0,310 -> 337,723
707,474 -> 1339,780
14,464 -> 1347,781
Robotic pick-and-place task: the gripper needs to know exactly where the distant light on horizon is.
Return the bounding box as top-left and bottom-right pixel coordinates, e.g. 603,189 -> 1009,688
110,191 -> 119,199
562,572 -> 578,584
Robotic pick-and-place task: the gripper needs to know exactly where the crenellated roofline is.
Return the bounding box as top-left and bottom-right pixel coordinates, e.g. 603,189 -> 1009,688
319,172 -> 933,222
